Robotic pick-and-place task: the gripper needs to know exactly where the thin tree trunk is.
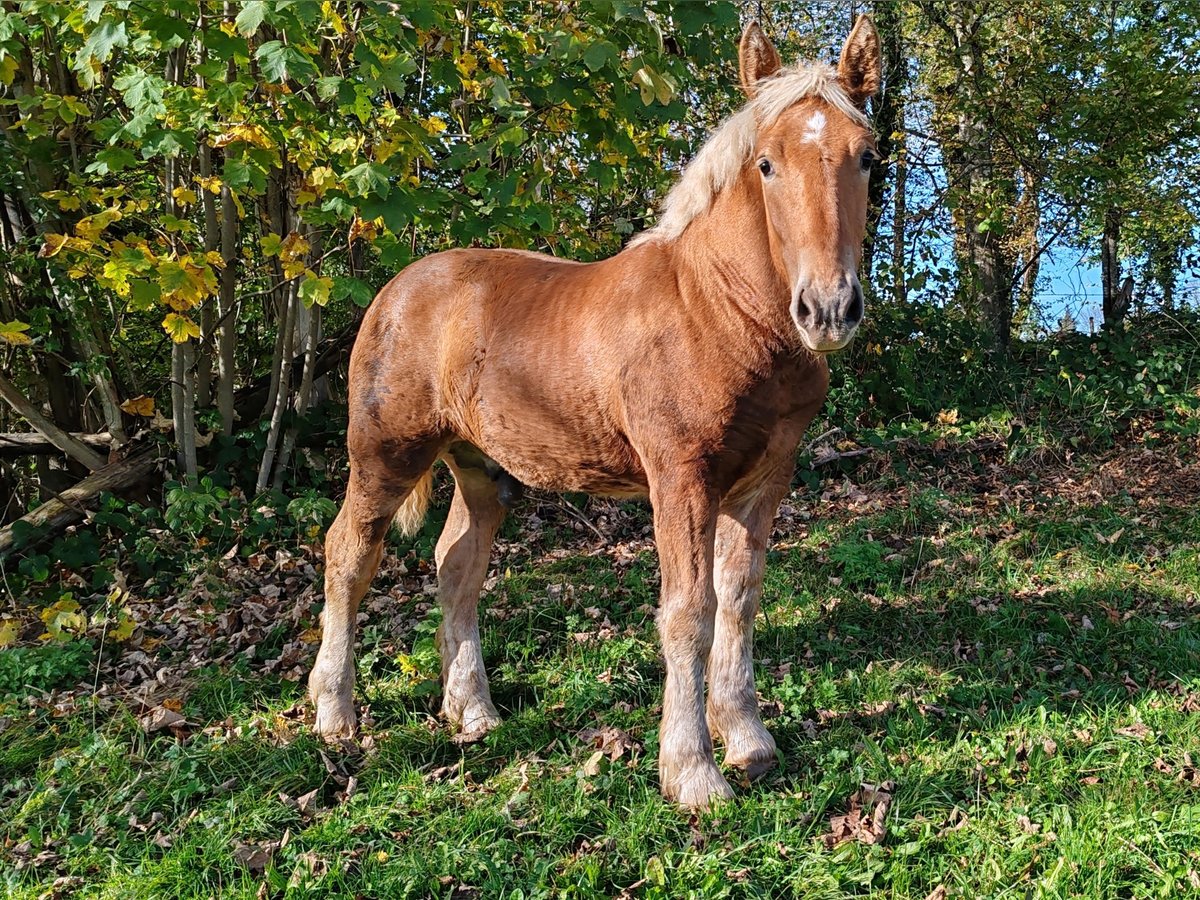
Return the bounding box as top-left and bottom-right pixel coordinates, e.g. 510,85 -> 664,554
165,44 -> 197,481
197,143 -> 219,408
1101,205 -> 1128,327
863,0 -> 905,288
1013,167 -> 1041,332
892,136 -> 907,305
273,304 -> 319,490
256,278 -> 299,494
217,182 -> 238,435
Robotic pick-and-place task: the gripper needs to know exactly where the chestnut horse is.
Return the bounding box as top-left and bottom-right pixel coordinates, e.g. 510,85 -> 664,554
310,17 -> 881,810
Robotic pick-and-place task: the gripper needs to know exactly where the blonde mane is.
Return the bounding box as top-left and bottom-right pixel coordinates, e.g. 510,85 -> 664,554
630,63 -> 869,247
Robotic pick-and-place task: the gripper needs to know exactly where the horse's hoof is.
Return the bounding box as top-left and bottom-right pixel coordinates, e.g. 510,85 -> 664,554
661,759 -> 736,811
313,698 -> 358,740
443,693 -> 501,738
721,724 -> 778,780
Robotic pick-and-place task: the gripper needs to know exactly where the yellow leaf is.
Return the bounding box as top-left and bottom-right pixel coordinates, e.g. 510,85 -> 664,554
162,312 -> 201,343
282,259 -> 308,279
295,189 -> 317,205
211,123 -> 275,150
40,598 -> 86,642
279,231 -> 310,261
307,166 -> 337,192
120,395 -> 156,416
936,409 -> 960,426
0,55 -> 17,86
322,0 -> 346,34
0,320 -> 32,346
205,250 -> 226,268
39,233 -> 70,258
219,20 -> 237,37
298,271 -> 333,307
195,174 -> 223,195
110,613 -> 136,642
75,206 -> 123,242
172,186 -> 198,207
0,617 -> 18,647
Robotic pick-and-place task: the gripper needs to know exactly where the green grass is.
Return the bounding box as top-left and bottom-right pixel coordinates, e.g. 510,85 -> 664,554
3,440 -> 1200,898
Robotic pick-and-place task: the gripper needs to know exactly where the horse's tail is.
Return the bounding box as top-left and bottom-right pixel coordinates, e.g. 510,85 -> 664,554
393,468 -> 433,538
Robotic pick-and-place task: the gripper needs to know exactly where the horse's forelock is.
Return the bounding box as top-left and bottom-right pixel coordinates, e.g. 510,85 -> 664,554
630,63 -> 868,248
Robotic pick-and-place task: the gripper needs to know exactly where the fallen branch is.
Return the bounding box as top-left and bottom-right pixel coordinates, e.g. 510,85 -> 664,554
0,449 -> 158,559
0,371 -> 109,471
0,432 -> 112,459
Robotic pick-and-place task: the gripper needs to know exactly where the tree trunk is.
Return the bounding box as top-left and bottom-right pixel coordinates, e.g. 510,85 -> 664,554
1101,205 -> 1128,327
892,137 -> 907,305
1012,167 -> 1041,334
197,142 -> 220,409
863,0 -> 905,292
217,182 -> 239,435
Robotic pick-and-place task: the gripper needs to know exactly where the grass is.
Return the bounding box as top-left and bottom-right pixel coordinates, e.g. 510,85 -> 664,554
3,435 -> 1200,898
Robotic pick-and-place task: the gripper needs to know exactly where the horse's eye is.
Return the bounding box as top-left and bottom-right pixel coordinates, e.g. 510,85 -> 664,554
860,150 -> 877,171
758,159 -> 774,178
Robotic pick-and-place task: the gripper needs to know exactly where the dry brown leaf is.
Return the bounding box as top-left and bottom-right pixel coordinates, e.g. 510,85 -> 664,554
822,780 -> 895,849
1115,723 -> 1152,739
578,725 -> 641,761
232,839 -> 280,873
139,706 -> 186,734
581,750 -> 605,777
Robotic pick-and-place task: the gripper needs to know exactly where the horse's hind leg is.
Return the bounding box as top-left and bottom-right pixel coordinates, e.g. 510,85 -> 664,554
311,457 -> 427,738
435,458 -> 506,737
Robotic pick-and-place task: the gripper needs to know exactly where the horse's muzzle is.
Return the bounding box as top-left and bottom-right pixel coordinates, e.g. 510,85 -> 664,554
792,279 -> 864,353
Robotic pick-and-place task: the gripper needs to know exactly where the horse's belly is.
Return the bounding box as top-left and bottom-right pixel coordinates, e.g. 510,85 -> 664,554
458,405 -> 648,498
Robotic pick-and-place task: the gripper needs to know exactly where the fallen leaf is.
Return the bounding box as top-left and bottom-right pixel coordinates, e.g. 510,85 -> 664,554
232,839 -> 280,873
139,706 -> 186,733
581,750 -> 605,777
578,725 -> 641,762
822,780 -> 895,849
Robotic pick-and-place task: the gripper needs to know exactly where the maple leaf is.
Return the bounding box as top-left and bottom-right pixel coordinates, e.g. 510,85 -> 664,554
162,312 -> 201,343
0,320 -> 32,346
120,395 -> 155,416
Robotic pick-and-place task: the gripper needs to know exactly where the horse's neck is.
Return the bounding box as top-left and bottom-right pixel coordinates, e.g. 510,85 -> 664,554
670,177 -> 798,356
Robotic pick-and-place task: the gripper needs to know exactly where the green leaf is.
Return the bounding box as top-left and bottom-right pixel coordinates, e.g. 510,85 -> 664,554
78,20 -> 127,67
331,276 -> 376,308
234,0 -> 268,37
342,162 -> 390,199
128,280 -> 161,311
298,272 -> 332,307
114,68 -> 166,118
583,40 -> 617,73
255,40 -> 317,83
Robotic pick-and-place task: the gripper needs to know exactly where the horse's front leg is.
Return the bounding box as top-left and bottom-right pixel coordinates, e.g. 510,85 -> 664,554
707,473 -> 791,778
650,471 -> 734,810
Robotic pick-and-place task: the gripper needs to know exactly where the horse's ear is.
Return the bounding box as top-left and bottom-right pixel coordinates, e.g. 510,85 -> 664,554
838,14 -> 881,110
738,22 -> 782,98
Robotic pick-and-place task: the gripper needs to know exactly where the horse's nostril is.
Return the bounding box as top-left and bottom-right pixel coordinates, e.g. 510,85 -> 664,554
845,284 -> 864,325
796,295 -> 814,322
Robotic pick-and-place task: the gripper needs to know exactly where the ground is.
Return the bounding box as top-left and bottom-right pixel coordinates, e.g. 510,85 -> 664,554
3,428 -> 1200,899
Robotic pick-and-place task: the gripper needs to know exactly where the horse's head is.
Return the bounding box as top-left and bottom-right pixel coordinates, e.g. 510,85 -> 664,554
741,17 -> 881,353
